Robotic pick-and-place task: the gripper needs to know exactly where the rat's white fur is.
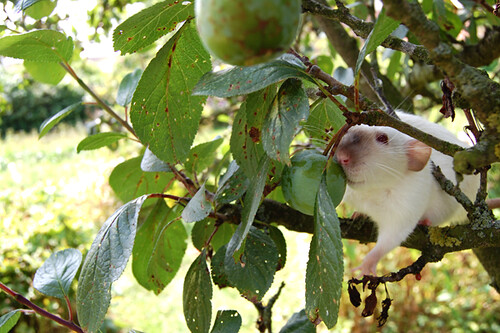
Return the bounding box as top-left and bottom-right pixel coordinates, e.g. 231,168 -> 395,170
335,112 -> 479,275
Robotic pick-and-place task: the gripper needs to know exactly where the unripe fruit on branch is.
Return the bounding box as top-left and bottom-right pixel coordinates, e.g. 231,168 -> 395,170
281,150 -> 346,216
195,0 -> 301,66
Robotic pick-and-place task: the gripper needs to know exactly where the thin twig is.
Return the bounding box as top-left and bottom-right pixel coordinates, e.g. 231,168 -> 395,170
347,252 -> 443,327
252,282 -> 286,333
301,0 -> 430,62
367,67 -> 399,118
60,62 -> 138,138
349,251 -> 443,287
324,123 -> 350,157
476,167 -> 490,204
342,110 -> 465,156
148,193 -> 190,205
463,108 -> 481,142
473,0 -> 495,13
168,164 -> 198,197
431,164 -> 474,213
289,48 -> 376,110
0,282 -> 84,333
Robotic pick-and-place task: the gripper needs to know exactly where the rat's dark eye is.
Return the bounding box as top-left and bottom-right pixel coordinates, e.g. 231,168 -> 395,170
376,133 -> 389,144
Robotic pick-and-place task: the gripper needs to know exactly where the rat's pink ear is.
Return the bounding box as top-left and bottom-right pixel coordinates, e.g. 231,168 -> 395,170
406,140 -> 432,171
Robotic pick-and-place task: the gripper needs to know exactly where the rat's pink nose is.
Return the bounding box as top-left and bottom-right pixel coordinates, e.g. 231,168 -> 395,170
335,151 -> 350,166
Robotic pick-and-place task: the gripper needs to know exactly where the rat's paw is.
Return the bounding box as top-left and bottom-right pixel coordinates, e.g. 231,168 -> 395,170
418,218 -> 431,226
351,212 -> 366,220
351,252 -> 381,277
351,262 -> 377,277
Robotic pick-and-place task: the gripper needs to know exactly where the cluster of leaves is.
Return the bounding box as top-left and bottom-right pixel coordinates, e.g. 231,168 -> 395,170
1,0 -> 499,332
0,1 -> 349,331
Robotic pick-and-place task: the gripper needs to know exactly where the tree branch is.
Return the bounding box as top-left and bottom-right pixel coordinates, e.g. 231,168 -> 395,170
458,26 -> 500,67
342,110 -> 464,157
301,0 -> 430,62
288,48 -> 378,111
220,196 -> 500,292
218,199 -> 500,254
383,0 -> 500,172
305,0 -> 414,112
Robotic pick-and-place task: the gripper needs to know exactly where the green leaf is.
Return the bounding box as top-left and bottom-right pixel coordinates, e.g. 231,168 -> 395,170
141,147 -> 171,172
224,227 -> 279,301
279,309 -> 315,333
24,60 -> 66,84
184,138 -> 224,176
305,176 -> 344,329
109,156 -> 173,203
193,54 -> 313,98
225,155 -> 270,261
113,0 -> 194,55
130,21 -> 211,164
210,245 -> 231,289
192,219 -> 236,252
214,161 -> 250,204
39,102 -> 82,139
355,8 -> 400,74
303,98 -> 345,147
314,55 -> 334,75
333,66 -> 355,85
182,183 -> 212,223
116,69 -> 142,106
211,310 -> 242,333
386,50 -> 402,82
436,1 -> 462,38
76,132 -> 128,153
269,225 -> 287,271
230,87 -> 275,178
33,248 -> 82,299
0,30 -> 73,62
24,0 -> 57,20
15,0 -> 46,10
0,310 -> 22,333
77,195 -> 148,333
262,78 -> 309,165
183,251 -> 212,333
132,199 -> 187,295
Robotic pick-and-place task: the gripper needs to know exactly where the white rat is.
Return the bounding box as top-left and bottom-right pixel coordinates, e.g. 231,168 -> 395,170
335,111 -> 480,276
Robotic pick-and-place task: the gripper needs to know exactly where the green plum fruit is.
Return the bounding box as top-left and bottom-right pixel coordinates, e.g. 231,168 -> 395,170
325,157 -> 346,208
282,150 -> 346,216
195,0 -> 301,66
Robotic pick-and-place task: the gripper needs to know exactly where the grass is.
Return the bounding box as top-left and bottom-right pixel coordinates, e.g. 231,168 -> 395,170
1,127 -> 499,332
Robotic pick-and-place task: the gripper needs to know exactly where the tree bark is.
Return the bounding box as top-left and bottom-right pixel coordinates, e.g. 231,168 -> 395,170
473,247 -> 500,293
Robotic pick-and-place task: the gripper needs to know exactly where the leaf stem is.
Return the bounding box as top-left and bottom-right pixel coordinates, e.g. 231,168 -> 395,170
168,164 -> 199,197
60,61 -> 138,138
64,295 -> 74,322
204,223 -> 220,249
323,123 -> 350,157
0,282 -> 84,333
148,193 -> 190,205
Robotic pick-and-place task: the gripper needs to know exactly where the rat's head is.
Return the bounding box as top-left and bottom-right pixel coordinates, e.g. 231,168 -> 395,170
334,125 -> 432,190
